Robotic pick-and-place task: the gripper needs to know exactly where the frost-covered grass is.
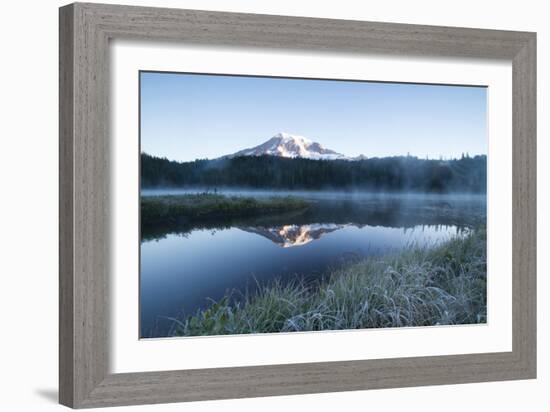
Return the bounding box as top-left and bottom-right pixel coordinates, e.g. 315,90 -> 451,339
141,193 -> 310,224
174,228 -> 486,336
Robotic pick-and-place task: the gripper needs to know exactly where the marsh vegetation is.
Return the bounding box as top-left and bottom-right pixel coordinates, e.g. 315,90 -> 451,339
141,193 -> 309,225
140,190 -> 486,338
138,73 -> 488,339
174,228 -> 486,336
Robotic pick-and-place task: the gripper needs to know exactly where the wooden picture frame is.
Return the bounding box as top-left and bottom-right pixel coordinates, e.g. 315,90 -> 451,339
59,2 -> 536,408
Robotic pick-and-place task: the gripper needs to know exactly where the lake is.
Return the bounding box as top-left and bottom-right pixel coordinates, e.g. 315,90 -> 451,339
140,190 -> 486,338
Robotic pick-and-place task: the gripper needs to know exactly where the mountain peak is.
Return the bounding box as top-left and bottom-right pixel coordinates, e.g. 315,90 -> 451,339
241,224 -> 346,248
228,133 -> 346,160
273,132 -> 311,143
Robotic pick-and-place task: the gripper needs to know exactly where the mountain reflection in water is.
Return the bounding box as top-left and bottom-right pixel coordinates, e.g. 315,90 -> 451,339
240,223 -> 345,248
139,193 -> 486,338
141,194 -> 485,243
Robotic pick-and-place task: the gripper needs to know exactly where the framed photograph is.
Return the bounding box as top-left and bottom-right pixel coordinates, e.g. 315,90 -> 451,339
59,2 -> 536,408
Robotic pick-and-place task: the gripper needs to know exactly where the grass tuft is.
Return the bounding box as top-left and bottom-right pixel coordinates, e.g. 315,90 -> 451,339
174,227 -> 486,336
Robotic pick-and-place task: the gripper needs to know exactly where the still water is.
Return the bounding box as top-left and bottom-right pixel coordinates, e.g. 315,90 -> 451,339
140,192 -> 485,338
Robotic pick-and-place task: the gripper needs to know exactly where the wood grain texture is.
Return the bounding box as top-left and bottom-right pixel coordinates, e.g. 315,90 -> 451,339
59,2 -> 537,408
59,4 -> 74,406
512,35 -> 537,374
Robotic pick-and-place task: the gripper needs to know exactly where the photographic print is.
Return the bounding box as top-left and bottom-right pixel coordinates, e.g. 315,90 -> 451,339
139,72 -> 487,339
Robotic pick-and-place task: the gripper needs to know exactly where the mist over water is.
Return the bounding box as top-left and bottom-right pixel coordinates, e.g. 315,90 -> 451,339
141,187 -> 485,201
139,73 -> 488,337
139,190 -> 486,338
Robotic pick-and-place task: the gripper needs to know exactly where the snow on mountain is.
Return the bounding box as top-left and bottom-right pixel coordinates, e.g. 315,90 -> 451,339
241,223 -> 347,248
227,132 -> 347,160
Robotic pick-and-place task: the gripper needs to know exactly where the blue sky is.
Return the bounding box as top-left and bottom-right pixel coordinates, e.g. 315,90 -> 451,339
140,71 -> 487,162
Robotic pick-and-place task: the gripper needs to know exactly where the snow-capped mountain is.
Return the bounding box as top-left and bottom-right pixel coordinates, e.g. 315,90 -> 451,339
241,223 -> 347,248
227,132 -> 347,160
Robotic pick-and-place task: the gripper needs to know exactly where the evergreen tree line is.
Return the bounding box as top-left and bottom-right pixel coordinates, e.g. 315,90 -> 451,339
141,153 -> 487,193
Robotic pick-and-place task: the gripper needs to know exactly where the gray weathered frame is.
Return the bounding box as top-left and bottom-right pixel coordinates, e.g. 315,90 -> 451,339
59,2 -> 536,408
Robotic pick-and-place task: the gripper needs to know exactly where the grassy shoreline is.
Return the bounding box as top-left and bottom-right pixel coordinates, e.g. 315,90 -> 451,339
174,228 -> 486,336
141,193 -> 310,225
